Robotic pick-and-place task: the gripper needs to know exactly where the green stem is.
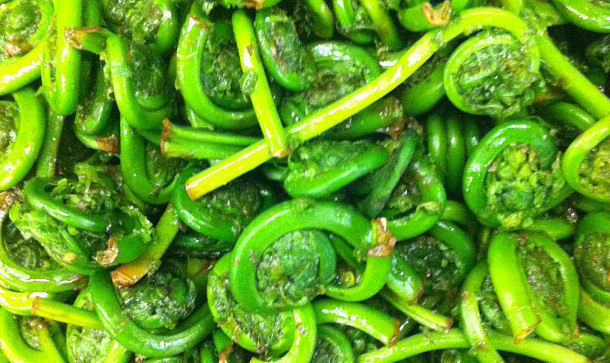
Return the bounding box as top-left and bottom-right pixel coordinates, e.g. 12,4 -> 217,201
0,287 -> 101,329
36,110 -> 65,178
233,10 -> 289,158
313,299 -> 399,346
358,329 -> 591,363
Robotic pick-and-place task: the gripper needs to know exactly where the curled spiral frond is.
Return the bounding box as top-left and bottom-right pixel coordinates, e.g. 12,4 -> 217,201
574,211 -> 610,304
89,267 -> 215,358
463,119 -> 572,228
0,88 -> 45,190
488,231 -> 579,343
229,199 -> 393,313
563,115 -> 610,203
0,0 -> 53,95
98,0 -> 180,53
444,29 -> 543,118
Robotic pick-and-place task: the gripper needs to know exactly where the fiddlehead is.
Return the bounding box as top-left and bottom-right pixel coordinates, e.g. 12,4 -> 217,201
487,231 -> 580,343
355,129 -> 418,218
120,118 -> 186,205
283,139 -> 389,198
459,261 -> 503,363
563,115 -> 610,202
104,36 -> 175,130
255,7 -> 315,92
0,87 -> 45,190
574,211 -> 610,304
73,63 -> 114,137
280,41 -> 380,126
400,51 -> 449,116
66,289 -> 131,363
312,298 -> 401,349
444,29 -> 543,118
0,191 -> 84,292
97,0 -> 180,53
118,265 -> 198,332
0,0 -> 53,95
311,325 -> 355,363
9,164 -> 154,274
463,119 -> 572,228
208,253 -> 317,363
176,6 -> 257,129
89,266 -> 214,358
277,41 -> 403,140
378,156 -> 447,240
0,309 -> 64,363
382,220 -> 475,331
331,0 -> 402,49
292,0 -> 335,40
174,166 -> 275,243
233,9 -> 289,157
229,199 -> 393,313
71,28 -> 176,130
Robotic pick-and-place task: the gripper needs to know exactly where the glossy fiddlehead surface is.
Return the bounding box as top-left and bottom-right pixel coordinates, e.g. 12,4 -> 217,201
0,0 -> 53,95
105,37 -> 175,130
574,211 -> 610,303
284,139 -> 388,198
378,155 -> 447,240
98,0 -> 180,53
0,191 -> 84,292
255,7 -> 315,92
176,5 -> 257,129
73,63 -> 114,137
332,0 -> 402,49
120,118 -> 186,204
229,199 -> 393,313
563,115 -> 610,202
174,166 -> 275,243
0,88 -> 45,190
207,253 -> 296,355
425,110 -> 480,198
0,1 -> 609,361
444,29 -> 543,118
41,0 -> 102,116
488,231 -> 579,343
551,0 -> 610,33
89,265 -> 214,358
464,119 -> 571,228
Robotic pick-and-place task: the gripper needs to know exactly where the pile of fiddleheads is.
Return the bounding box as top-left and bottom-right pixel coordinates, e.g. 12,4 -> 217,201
0,0 -> 608,362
